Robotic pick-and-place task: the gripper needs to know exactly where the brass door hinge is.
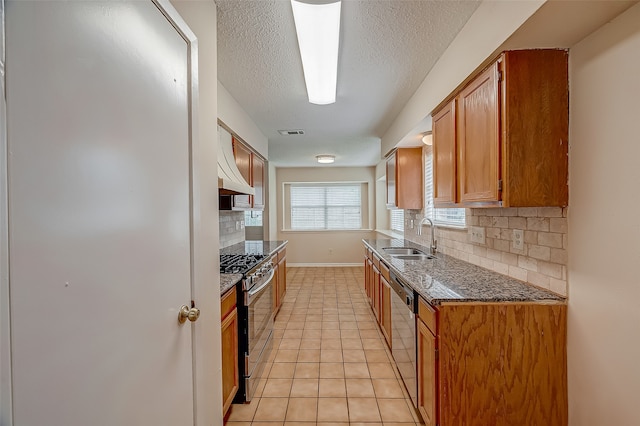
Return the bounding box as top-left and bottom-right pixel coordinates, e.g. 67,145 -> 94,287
498,179 -> 503,191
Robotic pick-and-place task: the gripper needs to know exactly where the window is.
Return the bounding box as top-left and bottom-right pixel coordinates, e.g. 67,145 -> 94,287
424,147 -> 466,227
287,183 -> 363,230
391,209 -> 404,232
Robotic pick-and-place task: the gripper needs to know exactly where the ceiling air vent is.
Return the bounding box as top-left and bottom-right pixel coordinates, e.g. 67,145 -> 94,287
278,129 -> 305,135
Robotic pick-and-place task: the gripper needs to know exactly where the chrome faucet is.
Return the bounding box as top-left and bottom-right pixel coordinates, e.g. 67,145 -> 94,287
417,217 -> 437,255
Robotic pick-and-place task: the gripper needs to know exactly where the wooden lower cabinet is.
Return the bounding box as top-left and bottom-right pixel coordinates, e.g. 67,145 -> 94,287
221,287 -> 239,416
417,298 -> 568,426
379,274 -> 392,348
417,318 -> 437,426
274,247 -> 287,315
363,248 -> 391,350
371,264 -> 380,322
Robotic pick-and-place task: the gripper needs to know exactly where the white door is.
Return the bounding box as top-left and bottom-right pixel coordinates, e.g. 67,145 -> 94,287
5,1 -> 197,424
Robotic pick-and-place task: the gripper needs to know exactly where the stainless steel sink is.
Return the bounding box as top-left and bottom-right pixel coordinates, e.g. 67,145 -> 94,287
393,254 -> 436,261
382,247 -> 426,255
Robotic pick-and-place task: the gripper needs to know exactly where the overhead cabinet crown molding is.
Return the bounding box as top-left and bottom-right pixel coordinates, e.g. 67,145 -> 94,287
432,49 -> 569,208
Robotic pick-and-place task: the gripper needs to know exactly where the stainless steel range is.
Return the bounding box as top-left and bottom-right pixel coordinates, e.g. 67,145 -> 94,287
220,253 -> 275,403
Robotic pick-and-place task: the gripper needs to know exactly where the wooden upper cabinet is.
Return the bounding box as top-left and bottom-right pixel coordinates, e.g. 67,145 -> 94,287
501,50 -> 568,207
223,136 -> 266,211
386,147 -> 423,209
458,61 -> 501,204
431,49 -> 569,208
432,99 -> 458,207
232,138 -> 252,209
252,155 -> 265,210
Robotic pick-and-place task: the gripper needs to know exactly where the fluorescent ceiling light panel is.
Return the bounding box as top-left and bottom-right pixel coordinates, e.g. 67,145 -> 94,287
291,0 -> 341,105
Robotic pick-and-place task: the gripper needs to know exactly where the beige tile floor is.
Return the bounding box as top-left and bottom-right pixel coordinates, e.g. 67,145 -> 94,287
226,266 -> 425,426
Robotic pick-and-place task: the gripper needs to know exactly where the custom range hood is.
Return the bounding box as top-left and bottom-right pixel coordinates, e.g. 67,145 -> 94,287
218,126 -> 255,196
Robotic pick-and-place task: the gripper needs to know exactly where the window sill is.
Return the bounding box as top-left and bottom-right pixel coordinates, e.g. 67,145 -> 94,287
280,229 -> 374,233
375,229 -> 405,239
432,222 -> 468,231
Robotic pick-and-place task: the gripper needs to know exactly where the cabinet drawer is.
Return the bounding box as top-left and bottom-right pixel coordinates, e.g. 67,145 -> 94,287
221,286 -> 237,320
373,253 -> 381,270
380,261 -> 390,282
418,297 -> 437,335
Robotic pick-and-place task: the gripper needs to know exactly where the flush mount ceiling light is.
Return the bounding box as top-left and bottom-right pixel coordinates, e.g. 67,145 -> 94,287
291,0 -> 341,105
316,155 -> 335,164
422,132 -> 433,145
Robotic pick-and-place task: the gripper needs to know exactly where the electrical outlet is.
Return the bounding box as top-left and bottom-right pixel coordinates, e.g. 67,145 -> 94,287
513,229 -> 524,250
469,226 -> 486,244
235,221 -> 240,231
410,220 -> 414,229
240,221 -> 245,229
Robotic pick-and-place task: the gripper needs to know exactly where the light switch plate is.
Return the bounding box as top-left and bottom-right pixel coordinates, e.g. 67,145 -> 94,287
513,229 -> 524,250
469,226 -> 486,244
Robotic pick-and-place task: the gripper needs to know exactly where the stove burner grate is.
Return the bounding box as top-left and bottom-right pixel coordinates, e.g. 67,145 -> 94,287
220,254 -> 267,275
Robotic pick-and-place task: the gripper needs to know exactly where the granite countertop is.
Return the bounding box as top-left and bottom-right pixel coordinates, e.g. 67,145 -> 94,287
220,273 -> 243,295
219,240 -> 288,296
363,238 -> 565,306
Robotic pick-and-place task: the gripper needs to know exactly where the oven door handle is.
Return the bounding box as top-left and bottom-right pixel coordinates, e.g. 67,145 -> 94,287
247,268 -> 276,298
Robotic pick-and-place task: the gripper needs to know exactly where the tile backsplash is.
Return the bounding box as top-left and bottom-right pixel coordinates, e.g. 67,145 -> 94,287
219,211 -> 245,248
404,207 -> 568,297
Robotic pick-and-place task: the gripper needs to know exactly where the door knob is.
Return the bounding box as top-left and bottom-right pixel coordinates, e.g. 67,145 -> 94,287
178,305 -> 200,324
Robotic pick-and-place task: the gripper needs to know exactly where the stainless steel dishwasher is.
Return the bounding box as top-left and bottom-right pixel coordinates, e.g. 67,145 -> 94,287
389,271 -> 417,408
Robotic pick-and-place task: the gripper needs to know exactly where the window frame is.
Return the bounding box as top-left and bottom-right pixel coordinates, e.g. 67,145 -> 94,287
282,181 -> 369,231
424,146 -> 467,228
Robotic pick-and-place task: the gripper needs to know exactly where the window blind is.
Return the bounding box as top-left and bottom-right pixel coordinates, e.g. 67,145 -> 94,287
424,148 -> 466,227
290,183 -> 362,230
391,209 -> 404,232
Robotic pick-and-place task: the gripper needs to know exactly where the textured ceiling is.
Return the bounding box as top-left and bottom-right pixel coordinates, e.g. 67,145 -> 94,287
217,0 -> 481,167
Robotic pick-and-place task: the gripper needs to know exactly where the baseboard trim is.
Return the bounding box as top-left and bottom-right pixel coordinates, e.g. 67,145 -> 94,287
288,263 -> 362,267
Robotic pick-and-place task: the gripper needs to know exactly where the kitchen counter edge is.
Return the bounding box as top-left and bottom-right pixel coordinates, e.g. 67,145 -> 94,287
363,238 -> 565,306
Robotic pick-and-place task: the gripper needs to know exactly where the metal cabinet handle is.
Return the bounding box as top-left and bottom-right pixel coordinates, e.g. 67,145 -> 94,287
178,305 -> 200,324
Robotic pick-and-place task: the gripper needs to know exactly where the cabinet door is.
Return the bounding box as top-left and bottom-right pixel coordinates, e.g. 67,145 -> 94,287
380,275 -> 392,349
372,265 -> 380,321
418,319 -> 437,426
366,258 -> 373,304
396,148 -> 424,209
221,307 -> 239,415
386,153 -> 397,208
252,155 -> 265,210
433,99 -> 457,206
364,256 -> 369,295
273,263 -> 280,314
278,257 -> 286,305
458,61 -> 501,204
232,138 -> 252,209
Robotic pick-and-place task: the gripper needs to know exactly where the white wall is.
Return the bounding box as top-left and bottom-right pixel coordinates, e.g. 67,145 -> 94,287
217,81 -> 268,158
277,167 -> 376,264
568,3 -> 640,425
169,1 -> 222,424
266,162 -> 278,240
